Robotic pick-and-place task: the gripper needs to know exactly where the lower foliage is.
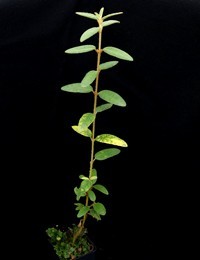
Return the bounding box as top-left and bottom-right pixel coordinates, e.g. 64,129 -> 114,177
46,224 -> 95,260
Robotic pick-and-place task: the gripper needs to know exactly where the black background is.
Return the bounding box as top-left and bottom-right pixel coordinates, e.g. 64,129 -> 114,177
0,0 -> 199,259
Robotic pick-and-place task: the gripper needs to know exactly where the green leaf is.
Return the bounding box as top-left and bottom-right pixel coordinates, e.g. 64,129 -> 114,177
93,203 -> 106,216
77,206 -> 90,218
79,175 -> 89,180
93,184 -> 109,195
89,209 -> 101,220
90,176 -> 97,181
88,190 -> 96,202
90,169 -> 97,184
61,83 -> 93,93
78,113 -> 95,130
96,103 -> 113,113
74,187 -> 85,200
80,179 -> 93,192
99,61 -> 118,70
72,125 -> 92,137
102,20 -> 120,27
95,148 -> 120,160
80,27 -> 99,42
65,45 -> 96,54
81,70 -> 98,87
95,134 -> 128,147
75,12 -> 97,20
91,168 -> 97,178
75,203 -> 84,210
103,46 -> 133,61
103,12 -> 123,20
98,90 -> 126,107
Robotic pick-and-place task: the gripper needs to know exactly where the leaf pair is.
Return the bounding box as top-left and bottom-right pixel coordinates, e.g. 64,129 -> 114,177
65,45 -> 133,61
75,8 -> 123,21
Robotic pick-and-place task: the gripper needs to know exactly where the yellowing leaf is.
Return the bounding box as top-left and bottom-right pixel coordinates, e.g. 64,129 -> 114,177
72,125 -> 92,137
95,134 -> 128,147
78,113 -> 95,130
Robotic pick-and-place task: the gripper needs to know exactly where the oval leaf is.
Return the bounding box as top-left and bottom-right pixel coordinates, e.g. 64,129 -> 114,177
76,12 -> 97,20
98,90 -> 126,107
77,206 -> 90,218
95,134 -> 128,147
72,125 -> 92,137
88,190 -> 96,202
89,209 -> 101,220
61,83 -> 93,93
99,61 -> 118,70
78,113 -> 95,130
93,184 -> 109,195
93,202 -> 106,216
65,45 -> 96,54
80,179 -> 93,192
96,103 -> 113,113
103,46 -> 133,61
95,148 -> 121,160
81,70 -> 98,87
80,27 -> 99,42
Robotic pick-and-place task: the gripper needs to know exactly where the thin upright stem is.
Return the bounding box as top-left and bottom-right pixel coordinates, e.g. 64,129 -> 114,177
73,20 -> 103,244
89,21 -> 103,178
